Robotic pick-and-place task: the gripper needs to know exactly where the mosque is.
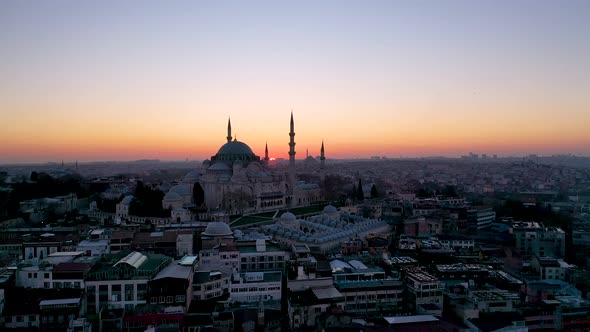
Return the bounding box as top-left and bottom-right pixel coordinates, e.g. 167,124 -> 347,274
162,113 -> 325,215
259,205 -> 392,253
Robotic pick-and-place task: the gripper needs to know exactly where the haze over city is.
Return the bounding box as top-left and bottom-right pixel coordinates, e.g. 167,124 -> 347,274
1,0 -> 589,163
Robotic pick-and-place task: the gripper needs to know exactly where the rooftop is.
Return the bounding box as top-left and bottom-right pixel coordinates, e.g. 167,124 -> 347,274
53,262 -> 93,272
312,286 -> 343,300
384,315 -> 438,325
405,268 -> 440,283
335,279 -> 404,290
193,270 -> 227,284
152,261 -> 193,281
238,244 -> 283,253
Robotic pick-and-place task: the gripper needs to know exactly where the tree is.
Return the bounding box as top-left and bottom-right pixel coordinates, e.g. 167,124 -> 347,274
370,184 -> 379,198
356,179 -> 364,201
131,181 -> 167,217
442,185 -> 458,197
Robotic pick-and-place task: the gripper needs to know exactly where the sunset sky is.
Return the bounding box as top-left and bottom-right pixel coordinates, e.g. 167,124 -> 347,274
1,1 -> 589,163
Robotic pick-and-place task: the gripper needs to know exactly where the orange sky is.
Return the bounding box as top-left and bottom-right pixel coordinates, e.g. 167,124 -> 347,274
1,1 -> 589,163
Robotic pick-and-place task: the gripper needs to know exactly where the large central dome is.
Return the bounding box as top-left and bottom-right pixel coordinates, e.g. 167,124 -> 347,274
217,141 -> 255,156
211,140 -> 260,164
209,119 -> 261,165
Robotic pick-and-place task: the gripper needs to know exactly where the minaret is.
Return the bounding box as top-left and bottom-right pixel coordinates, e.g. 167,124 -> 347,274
226,117 -> 232,143
288,112 -> 296,187
264,142 -> 269,162
320,140 -> 326,170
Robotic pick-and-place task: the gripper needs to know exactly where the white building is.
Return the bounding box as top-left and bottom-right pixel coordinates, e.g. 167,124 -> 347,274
176,232 -> 194,257
404,268 -> 444,316
513,221 -> 565,258
76,239 -> 110,257
192,270 -> 230,301
531,255 -> 570,280
229,271 -> 282,303
199,245 -> 240,275
238,239 -> 288,273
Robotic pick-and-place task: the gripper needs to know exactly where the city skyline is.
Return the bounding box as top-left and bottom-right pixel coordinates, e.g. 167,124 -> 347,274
1,1 -> 589,163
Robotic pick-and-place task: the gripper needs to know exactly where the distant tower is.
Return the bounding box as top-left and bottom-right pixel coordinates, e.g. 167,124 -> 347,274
306,148 -> 309,158
75,160 -> 78,172
288,112 -> 296,188
264,142 -> 269,163
320,140 -> 326,170
226,117 -> 232,143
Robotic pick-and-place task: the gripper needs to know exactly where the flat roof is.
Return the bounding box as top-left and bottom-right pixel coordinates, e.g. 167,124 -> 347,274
178,255 -> 198,266
384,315 -> 438,325
40,298 -> 80,306
48,251 -> 85,257
312,287 -> 343,300
238,244 -> 283,253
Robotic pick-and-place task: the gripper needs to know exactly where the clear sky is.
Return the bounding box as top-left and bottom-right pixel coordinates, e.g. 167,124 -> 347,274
1,0 -> 589,163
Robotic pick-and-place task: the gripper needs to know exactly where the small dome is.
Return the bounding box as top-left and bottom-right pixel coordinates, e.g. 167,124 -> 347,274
202,222 -> 233,237
323,205 -> 338,214
170,184 -> 192,195
217,141 -> 255,156
184,170 -> 201,181
164,192 -> 182,200
280,212 -> 297,221
208,162 -> 231,171
120,195 -> 135,205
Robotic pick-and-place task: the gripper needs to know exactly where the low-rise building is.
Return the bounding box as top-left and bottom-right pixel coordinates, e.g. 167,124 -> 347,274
85,250 -> 172,315
148,256 -> 196,312
531,255 -> 568,280
403,268 -> 444,316
335,279 -> 404,315
192,270 -> 230,301
238,240 -> 288,273
229,271 -> 282,303
288,286 -> 345,330
76,239 -> 110,257
513,221 -> 565,258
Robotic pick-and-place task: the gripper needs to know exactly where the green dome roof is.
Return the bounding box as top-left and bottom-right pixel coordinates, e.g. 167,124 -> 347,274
217,141 -> 255,156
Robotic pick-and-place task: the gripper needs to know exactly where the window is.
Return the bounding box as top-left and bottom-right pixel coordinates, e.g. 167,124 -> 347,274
44,273 -> 50,279
29,315 -> 36,322
17,316 -> 23,322
125,284 -> 134,301
167,296 -> 173,303
151,297 -> 158,304
159,296 -> 165,303
175,295 -> 185,303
